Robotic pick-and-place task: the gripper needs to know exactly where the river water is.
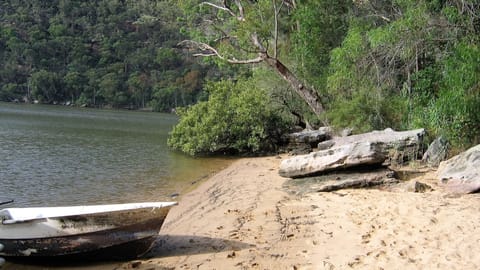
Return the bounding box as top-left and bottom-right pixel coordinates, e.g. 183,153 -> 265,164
0,102 -> 232,207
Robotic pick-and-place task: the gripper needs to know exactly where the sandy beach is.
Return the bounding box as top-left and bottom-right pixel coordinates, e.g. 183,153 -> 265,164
4,155 -> 480,269
112,155 -> 479,270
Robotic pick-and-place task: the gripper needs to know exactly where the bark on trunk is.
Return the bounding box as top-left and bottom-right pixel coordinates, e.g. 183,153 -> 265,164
263,56 -> 324,116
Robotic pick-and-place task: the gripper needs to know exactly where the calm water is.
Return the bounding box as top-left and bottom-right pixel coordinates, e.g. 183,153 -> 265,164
0,102 -> 231,207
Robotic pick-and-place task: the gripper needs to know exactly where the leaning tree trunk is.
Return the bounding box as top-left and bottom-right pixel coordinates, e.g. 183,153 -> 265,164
263,56 -> 324,117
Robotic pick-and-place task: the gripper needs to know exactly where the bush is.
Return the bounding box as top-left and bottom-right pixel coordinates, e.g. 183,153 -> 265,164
0,83 -> 23,101
410,42 -> 480,149
167,79 -> 292,156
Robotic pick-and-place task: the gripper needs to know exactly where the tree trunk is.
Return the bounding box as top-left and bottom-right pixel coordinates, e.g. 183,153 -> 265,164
263,56 -> 324,116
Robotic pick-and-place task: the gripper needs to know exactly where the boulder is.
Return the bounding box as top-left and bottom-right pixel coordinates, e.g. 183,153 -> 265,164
317,140 -> 335,151
317,128 -> 425,165
288,127 -> 332,146
438,144 -> 480,193
340,127 -> 353,137
422,136 -> 449,167
279,141 -> 387,178
390,180 -> 433,193
285,127 -> 333,155
287,143 -> 312,155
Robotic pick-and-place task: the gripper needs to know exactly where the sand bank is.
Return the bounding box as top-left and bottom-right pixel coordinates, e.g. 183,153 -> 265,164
4,155 -> 480,269
115,155 -> 480,270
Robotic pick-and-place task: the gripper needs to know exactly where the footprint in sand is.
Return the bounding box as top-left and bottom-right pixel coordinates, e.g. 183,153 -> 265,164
229,229 -> 240,239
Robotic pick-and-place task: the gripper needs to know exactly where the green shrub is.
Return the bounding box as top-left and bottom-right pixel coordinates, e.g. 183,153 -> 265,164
432,42 -> 479,148
409,42 -> 480,149
167,79 -> 292,156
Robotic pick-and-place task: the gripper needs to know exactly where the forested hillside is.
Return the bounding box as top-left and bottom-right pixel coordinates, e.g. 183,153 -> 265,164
1,0 -> 478,154
0,0 -> 222,111
169,0 -> 480,155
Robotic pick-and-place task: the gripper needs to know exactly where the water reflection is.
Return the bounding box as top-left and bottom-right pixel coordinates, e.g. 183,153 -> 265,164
0,103 -> 232,207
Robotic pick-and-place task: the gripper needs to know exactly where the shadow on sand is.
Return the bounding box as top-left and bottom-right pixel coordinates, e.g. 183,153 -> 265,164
2,234 -> 251,269
146,234 -> 252,258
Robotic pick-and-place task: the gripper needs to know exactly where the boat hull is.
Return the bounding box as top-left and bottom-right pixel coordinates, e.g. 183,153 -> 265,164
0,202 -> 175,258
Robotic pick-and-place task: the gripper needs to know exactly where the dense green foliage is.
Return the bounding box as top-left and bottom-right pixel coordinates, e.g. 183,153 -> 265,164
0,0 -> 220,111
171,0 -> 479,154
167,77 -> 293,155
2,0 -> 479,155
324,0 -> 480,148
291,0 -> 352,89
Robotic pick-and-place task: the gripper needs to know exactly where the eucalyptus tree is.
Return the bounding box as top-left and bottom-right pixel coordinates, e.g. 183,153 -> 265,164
179,0 -> 331,117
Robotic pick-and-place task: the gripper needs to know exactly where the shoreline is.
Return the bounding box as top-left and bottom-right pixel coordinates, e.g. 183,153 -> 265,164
126,155 -> 480,270
4,155 -> 480,269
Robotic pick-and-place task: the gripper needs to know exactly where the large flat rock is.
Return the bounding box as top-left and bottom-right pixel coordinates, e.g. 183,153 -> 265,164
318,128 -> 425,165
438,144 -> 480,193
279,142 -> 387,178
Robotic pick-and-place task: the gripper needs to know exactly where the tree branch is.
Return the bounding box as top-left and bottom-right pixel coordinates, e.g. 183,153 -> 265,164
234,0 -> 245,21
201,1 -> 245,21
201,1 -> 236,17
273,0 -> 278,58
367,14 -> 391,22
178,40 -> 264,64
251,33 -> 267,53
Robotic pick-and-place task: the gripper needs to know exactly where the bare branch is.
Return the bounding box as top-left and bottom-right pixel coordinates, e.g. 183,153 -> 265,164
251,33 -> 267,53
367,14 -> 391,22
234,0 -> 245,21
201,1 -> 246,21
178,40 -> 264,64
284,0 -> 296,9
273,0 -> 278,58
200,1 -> 236,17
226,56 -> 265,64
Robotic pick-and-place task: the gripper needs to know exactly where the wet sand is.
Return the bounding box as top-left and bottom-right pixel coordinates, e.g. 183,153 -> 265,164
4,155 -> 480,269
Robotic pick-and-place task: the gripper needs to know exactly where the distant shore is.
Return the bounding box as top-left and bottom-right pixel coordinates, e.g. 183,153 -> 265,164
1,100 -> 164,113
115,155 -> 480,270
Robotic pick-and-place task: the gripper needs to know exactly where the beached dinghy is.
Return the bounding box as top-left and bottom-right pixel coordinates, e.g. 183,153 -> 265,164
0,202 -> 177,259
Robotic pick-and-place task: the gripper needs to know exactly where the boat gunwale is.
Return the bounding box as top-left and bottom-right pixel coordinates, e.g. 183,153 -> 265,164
0,202 -> 177,224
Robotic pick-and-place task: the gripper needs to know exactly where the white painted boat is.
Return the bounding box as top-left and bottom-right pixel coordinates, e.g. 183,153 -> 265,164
0,202 -> 177,259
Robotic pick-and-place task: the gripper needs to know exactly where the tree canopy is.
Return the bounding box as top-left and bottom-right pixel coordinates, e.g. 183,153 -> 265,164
0,0 -> 222,111
171,0 -> 479,154
1,0 -> 478,154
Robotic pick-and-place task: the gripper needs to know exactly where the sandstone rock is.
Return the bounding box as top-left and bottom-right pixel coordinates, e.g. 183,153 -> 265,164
288,128 -> 332,146
340,127 -> 353,137
422,136 -> 449,167
315,169 -> 398,192
286,127 -> 332,155
317,140 -> 335,151
279,142 -> 387,178
399,180 -> 433,193
438,144 -> 480,193
317,128 -> 425,165
287,144 -> 312,155
282,169 -> 397,194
